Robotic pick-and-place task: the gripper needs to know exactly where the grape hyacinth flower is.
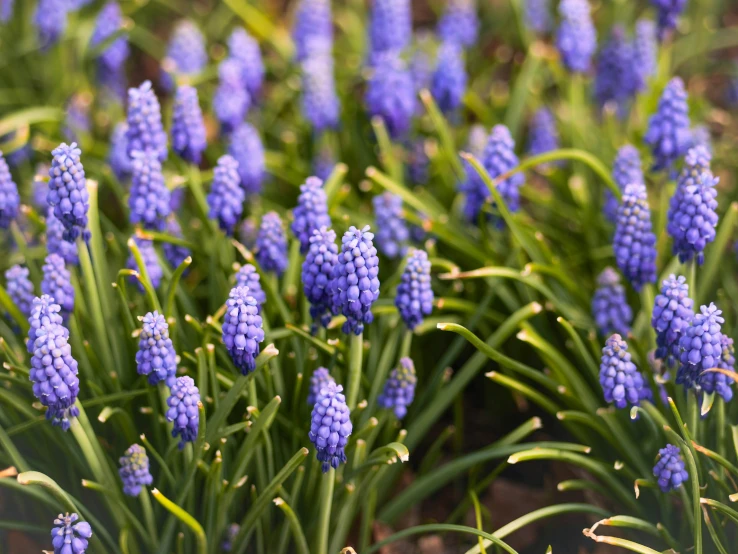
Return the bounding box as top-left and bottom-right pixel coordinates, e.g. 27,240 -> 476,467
555,0 -> 596,73
33,167 -> 50,211
652,275 -> 693,366
431,41 -> 467,114
228,123 -> 265,196
90,2 -> 129,100
126,81 -> 168,162
634,19 -> 657,87
525,0 -> 552,34
438,0 -> 478,48
331,225 -> 380,335
48,142 -> 90,243
28,295 -> 80,430
161,21 -> 207,91
527,108 -> 559,161
308,367 -> 335,405
41,254 -> 74,322
482,124 -> 525,217
378,357 -> 417,418
594,26 -> 638,115
396,249 -> 434,330
373,192 -> 409,259
171,85 -> 207,164
162,217 -> 190,269
676,303 -> 724,390
613,182 -> 657,291
119,444 -> 153,497
214,58 -> 251,134
292,177 -> 331,253
700,334 -> 734,402
303,227 -> 338,331
47,209 -> 79,266
166,376 -> 200,449
591,267 -> 632,337
605,144 -> 644,223
651,0 -> 687,40
365,52 -> 415,139
0,151 -> 20,229
301,54 -> 341,132
109,123 -> 132,182
222,286 -> 265,375
207,155 -> 244,236
292,0 -> 333,62
599,334 -> 650,409
308,381 -> 352,472
5,265 -> 33,319
410,47 -> 432,105
51,513 -> 92,554
136,311 -> 177,386
235,264 -> 266,306
653,444 -> 688,493
369,0 -> 411,59
256,212 -> 288,277
459,124 -> 488,222
228,28 -> 264,99
0,0 -> 14,23
645,77 -> 690,172
128,237 -> 163,290
129,150 -> 171,231
666,146 -> 718,265
34,0 -> 68,50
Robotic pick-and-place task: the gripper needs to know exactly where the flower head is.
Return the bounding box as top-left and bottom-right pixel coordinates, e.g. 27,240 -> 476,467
129,149 -> 171,231
228,28 -> 264,99
378,357 -> 417,418
303,227 -> 339,331
482,124 -> 525,218
599,334 -> 651,409
166,376 -> 200,449
653,444 -> 688,492
527,108 -> 559,161
171,85 -> 207,164
594,26 -> 639,115
256,212 -> 288,276
645,77 -> 691,172
222,286 -> 265,375
5,264 -> 33,319
48,142 -> 90,242
51,513 -> 92,554
119,444 -> 153,497
0,0 -> 14,22
162,21 -> 207,91
0,151 -> 20,229
365,52 -> 415,139
613,182 -> 657,291
369,0 -> 411,58
605,145 -> 644,223
309,381 -> 352,472
109,122 -> 132,182
459,124 -> 488,222
207,155 -> 244,236
431,41 -> 467,114
676,303 -> 724,390
91,2 -> 129,99
634,19 -> 657,87
555,0 -> 596,73
307,367 -> 335,405
126,81 -> 168,162
700,334 -> 734,402
228,123 -> 265,196
136,311 -> 177,387
652,275 -> 693,366
651,0 -> 687,40
301,54 -> 341,132
41,254 -> 74,323
592,267 -> 632,337
235,264 -> 266,306
438,0 -> 478,47
373,192 -> 409,259
396,249 -> 433,330
292,177 -> 331,253
525,0 -> 552,34
214,58 -> 251,134
292,0 -> 333,61
46,208 -> 78,266
690,125 -> 712,155
34,0 -> 68,50
127,237 -> 163,291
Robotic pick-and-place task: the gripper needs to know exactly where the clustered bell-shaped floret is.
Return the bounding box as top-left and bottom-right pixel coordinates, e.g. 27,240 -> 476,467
235,264 -> 266,307
222,286 -> 265,375
0,151 -> 20,229
308,381 -> 353,472
676,303 -> 724,390
129,149 -> 171,231
645,77 -> 690,172
126,81 -> 168,162
136,311 -> 177,387
41,253 -> 75,323
118,444 -> 153,497
599,334 -> 651,409
51,512 -> 93,554
171,85 -> 207,164
700,334 -> 734,402
307,367 -> 335,405
613,182 -> 657,291
207,155 -> 244,236
395,249 -> 434,331
48,142 -> 90,243
378,357 -> 417,419
653,444 -> 688,493
652,274 -> 693,366
256,212 -> 288,277
292,177 -> 331,254
591,267 -> 632,337
166,376 -> 200,449
303,227 -> 339,331
555,0 -> 596,73
373,192 -> 409,259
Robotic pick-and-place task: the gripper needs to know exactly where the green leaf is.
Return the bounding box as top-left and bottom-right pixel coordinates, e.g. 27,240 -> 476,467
152,488 -> 207,554
366,523 -> 519,554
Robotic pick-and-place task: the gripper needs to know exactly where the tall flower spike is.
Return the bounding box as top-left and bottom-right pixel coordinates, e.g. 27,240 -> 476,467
207,155 -> 244,236
652,274 -> 693,366
555,0 -> 596,73
676,303 -> 724,390
459,124 -> 489,222
645,77 -> 690,172
307,367 -> 335,405
599,334 -> 651,409
292,177 -> 331,254
396,249 -> 433,331
91,2 -> 129,100
118,444 -> 153,497
653,444 -> 688,493
700,334 -> 734,402
634,19 -> 657,88
109,123 -> 132,182
171,85 -> 207,164
527,108 -> 559,161
136,311 -> 177,387
605,144 -> 644,223
166,376 -> 200,449
228,123 -> 265,196
301,54 -> 341,133
525,0 -> 552,34
373,192 -> 410,259
666,146 -> 718,265
129,150 -> 171,231
161,21 -> 207,91
256,212 -> 288,277
482,124 -> 525,218
34,0 -> 68,50
331,225 -> 380,335
591,267 -> 632,337
365,52 -> 415,140
0,151 -> 20,229
214,58 -> 251,134
369,0 -> 411,59
126,81 -> 168,162
41,254 -> 74,323
0,0 -> 14,23
651,0 -> 687,41
613,182 -> 657,292
228,28 -> 265,99
410,47 -> 432,105
378,357 -> 417,419
292,0 -> 333,62
431,41 -> 467,114
127,237 -> 163,291
28,295 -> 80,430
51,513 -> 92,554
5,265 -> 33,319
594,26 -> 638,116
222,286 -> 265,374
438,0 -> 479,48
162,217 -> 190,269
235,264 -> 266,306
303,227 -> 338,331
47,208 -> 79,266
308,381 -> 352,472
48,142 -> 90,243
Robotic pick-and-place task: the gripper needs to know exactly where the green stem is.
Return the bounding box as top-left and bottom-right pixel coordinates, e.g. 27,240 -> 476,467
400,329 -> 412,358
314,468 -> 335,554
346,332 -> 363,411
140,488 -> 159,548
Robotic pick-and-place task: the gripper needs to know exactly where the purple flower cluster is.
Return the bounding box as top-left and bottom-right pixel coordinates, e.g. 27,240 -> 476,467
51,513 -> 92,554
378,357 -> 417,419
0,151 -> 19,229
128,237 -> 163,291
256,212 -> 288,276
46,209 -> 78,266
634,19 -> 657,86
651,0 -> 687,40
303,227 -> 338,330
396,249 -> 434,331
126,81 -> 168,162
41,254 -> 74,323
525,0 -> 552,34
482,124 -> 525,217
129,150 -> 171,231
91,2 -> 129,100
207,155 -> 244,236
308,381 -> 352,472
228,123 -> 265,196
235,264 -> 266,306
700,334 -> 734,402
366,52 -> 415,139
5,264 -> 33,319
653,444 -> 688,493
459,124 -> 488,222
555,0 -> 596,73
652,275 -> 693,366
594,26 -> 639,115
166,376 -> 200,449
228,28 -> 264,99
34,0 -> 68,50
431,41 -> 467,114
109,123 -> 132,181
307,367 -> 335,405
527,108 -> 559,161
592,267 -> 632,337
613,182 -> 657,291
292,0 -> 333,61
605,145 -> 644,223
171,85 -> 207,164
373,192 -> 409,259
136,311 -> 177,387
48,142 -> 90,243
292,177 -> 331,253
161,21 -> 207,91
214,59 -> 251,134
118,444 -> 153,497
301,54 -> 341,133
438,0 -> 479,48
645,77 -> 691,172
599,333 -> 651,409
222,285 -> 265,375
369,0 -> 411,59
676,303 -> 724,390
